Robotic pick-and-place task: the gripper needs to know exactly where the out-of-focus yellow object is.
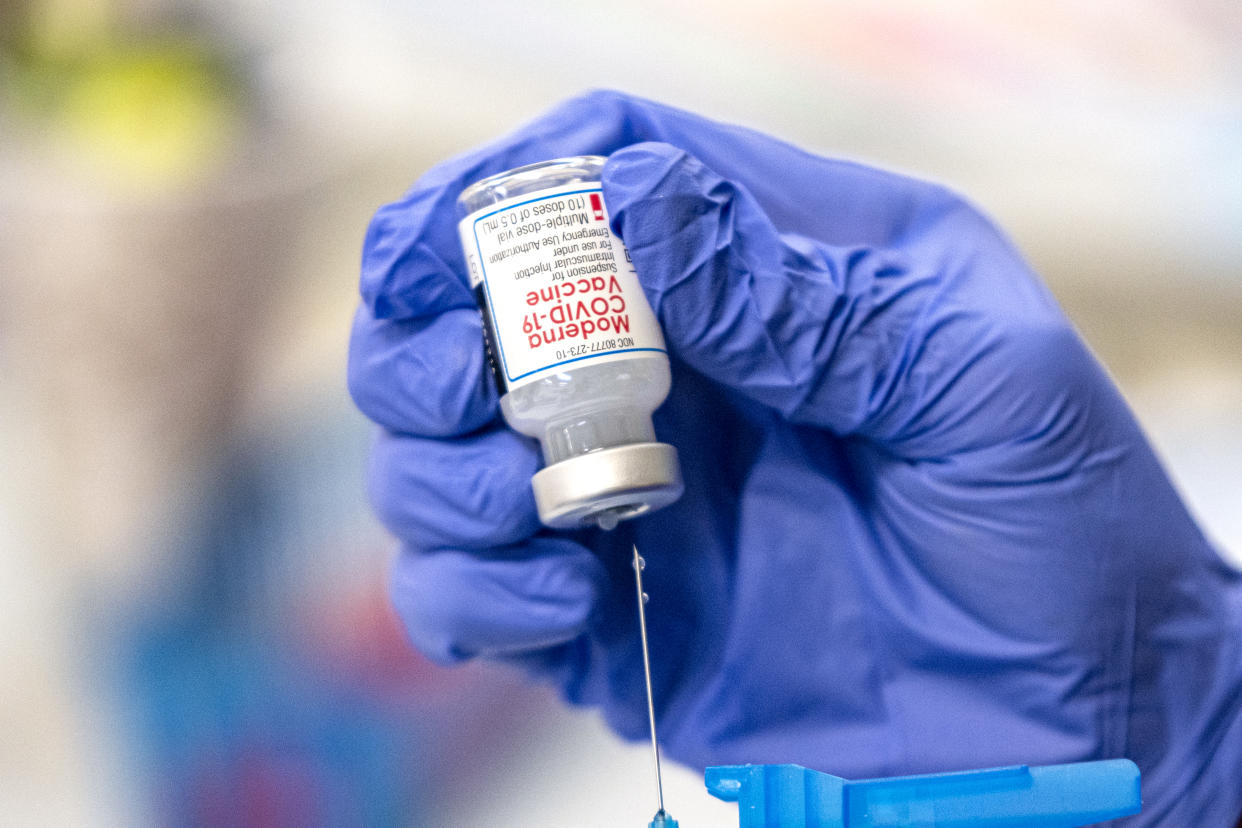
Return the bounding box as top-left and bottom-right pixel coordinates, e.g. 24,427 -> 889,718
3,1 -> 244,193
51,44 -> 241,189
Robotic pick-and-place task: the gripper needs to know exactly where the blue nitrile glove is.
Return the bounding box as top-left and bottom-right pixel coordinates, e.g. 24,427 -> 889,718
348,91 -> 1242,825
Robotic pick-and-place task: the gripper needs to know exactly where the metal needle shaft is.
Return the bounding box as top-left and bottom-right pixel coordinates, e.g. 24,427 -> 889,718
633,543 -> 666,816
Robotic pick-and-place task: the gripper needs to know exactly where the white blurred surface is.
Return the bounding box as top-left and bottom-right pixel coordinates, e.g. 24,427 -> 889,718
440,703 -> 736,827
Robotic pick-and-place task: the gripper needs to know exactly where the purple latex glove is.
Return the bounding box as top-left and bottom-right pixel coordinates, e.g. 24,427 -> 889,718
348,91 -> 1242,825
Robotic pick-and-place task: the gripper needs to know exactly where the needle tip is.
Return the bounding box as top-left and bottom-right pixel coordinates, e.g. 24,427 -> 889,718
648,809 -> 679,828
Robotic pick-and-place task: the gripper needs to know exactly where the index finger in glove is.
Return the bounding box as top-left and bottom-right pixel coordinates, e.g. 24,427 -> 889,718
602,141 -> 1074,451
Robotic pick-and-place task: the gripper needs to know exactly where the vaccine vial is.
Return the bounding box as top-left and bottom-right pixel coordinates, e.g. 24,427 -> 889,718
457,156 -> 682,530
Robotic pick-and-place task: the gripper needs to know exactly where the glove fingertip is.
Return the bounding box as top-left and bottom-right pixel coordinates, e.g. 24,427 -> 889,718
360,192 -> 474,321
603,143 -> 755,376
604,141 -> 844,425
347,307 -> 497,437
603,142 -> 703,227
388,551 -> 469,665
603,141 -> 735,264
388,541 -> 605,664
366,428 -> 542,551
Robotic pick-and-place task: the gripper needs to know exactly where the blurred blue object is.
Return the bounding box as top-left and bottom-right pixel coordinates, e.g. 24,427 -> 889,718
119,418 -> 424,824
115,404 -> 549,824
705,760 -> 1141,827
351,90 -> 1242,825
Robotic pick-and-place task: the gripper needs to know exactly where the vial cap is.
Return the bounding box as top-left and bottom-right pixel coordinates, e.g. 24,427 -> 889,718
530,443 -> 683,529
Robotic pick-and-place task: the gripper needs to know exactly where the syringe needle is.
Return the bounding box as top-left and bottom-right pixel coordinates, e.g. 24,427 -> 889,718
632,543 -> 669,823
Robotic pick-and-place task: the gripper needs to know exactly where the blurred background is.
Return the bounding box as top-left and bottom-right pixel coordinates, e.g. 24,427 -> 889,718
1,0 -> 1239,825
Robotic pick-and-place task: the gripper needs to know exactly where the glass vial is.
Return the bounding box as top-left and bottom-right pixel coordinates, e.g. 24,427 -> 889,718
457,155 -> 682,529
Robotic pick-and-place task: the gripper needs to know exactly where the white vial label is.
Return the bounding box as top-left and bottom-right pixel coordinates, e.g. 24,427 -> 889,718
459,185 -> 666,392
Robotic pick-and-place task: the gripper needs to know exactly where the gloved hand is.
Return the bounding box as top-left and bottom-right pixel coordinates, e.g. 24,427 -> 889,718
349,91 -> 1242,825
